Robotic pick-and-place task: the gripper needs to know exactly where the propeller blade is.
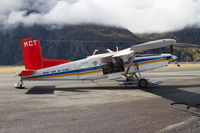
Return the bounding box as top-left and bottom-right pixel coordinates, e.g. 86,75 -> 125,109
170,45 -> 173,54
116,46 -> 119,51
174,61 -> 181,67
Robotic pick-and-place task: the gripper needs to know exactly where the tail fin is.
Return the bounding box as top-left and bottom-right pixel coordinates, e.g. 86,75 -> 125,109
21,38 -> 43,70
21,38 -> 71,70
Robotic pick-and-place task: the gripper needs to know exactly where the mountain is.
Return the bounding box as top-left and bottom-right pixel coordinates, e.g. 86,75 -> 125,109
0,24 -> 142,65
0,24 -> 200,65
138,27 -> 200,44
137,27 -> 200,62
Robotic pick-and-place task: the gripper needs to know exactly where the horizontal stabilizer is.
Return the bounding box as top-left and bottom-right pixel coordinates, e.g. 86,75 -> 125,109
18,70 -> 35,77
42,58 -> 71,68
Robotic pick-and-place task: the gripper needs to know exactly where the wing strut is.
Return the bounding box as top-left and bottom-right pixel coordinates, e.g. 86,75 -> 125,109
125,53 -> 136,74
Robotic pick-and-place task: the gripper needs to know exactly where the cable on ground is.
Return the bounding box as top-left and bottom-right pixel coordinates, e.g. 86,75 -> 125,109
171,102 -> 200,117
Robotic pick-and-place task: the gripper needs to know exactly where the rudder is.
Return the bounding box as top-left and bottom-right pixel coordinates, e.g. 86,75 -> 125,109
21,38 -> 43,70
20,38 -> 71,71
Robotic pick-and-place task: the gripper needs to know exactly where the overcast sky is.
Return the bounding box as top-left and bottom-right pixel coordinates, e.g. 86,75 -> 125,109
1,0 -> 200,33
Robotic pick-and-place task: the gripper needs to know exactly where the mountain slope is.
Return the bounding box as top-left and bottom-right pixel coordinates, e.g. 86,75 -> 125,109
0,25 -> 200,65
0,24 -> 141,65
137,27 -> 200,61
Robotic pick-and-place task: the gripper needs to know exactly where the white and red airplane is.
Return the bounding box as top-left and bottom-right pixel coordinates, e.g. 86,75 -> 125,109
15,38 -> 178,89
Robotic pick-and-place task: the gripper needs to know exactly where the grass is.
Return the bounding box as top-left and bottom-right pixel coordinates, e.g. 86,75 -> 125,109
166,63 -> 200,68
0,66 -> 25,74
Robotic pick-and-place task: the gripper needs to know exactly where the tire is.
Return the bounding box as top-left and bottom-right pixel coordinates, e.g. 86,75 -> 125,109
14,83 -> 25,89
138,78 -> 148,88
15,86 -> 25,89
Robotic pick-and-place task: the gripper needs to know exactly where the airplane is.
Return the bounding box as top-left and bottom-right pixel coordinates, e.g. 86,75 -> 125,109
15,38 -> 178,89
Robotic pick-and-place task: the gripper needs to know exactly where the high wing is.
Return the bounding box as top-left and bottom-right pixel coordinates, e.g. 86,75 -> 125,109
113,39 -> 176,57
131,39 -> 176,52
112,39 -> 176,74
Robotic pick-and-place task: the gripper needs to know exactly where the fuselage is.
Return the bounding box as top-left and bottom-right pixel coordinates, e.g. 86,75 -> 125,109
21,53 -> 176,81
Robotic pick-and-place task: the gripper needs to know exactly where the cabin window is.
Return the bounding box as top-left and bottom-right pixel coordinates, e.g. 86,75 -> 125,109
101,57 -> 124,75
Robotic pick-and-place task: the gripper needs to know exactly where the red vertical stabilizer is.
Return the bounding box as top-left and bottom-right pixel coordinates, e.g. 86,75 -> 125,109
21,38 -> 43,70
20,38 -> 71,71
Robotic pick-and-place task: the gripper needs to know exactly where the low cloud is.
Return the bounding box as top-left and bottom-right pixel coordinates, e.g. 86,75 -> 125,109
1,0 -> 200,33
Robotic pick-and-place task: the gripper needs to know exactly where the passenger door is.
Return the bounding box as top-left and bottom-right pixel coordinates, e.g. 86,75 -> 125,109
101,57 -> 125,75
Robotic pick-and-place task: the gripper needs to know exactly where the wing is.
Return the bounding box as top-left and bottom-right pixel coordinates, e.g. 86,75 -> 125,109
113,39 -> 176,57
113,39 -> 176,74
113,48 -> 133,57
131,39 -> 176,53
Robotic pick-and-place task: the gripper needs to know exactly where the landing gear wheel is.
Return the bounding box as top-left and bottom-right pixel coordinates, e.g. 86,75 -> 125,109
138,78 -> 148,88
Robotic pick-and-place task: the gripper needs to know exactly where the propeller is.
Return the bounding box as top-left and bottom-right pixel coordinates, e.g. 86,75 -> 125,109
169,45 -> 180,67
116,46 -> 119,51
174,61 -> 180,67
170,45 -> 173,54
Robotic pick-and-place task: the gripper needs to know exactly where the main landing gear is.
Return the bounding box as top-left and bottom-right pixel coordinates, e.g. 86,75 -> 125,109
15,80 -> 25,89
124,56 -> 148,88
138,78 -> 148,88
124,72 -> 148,89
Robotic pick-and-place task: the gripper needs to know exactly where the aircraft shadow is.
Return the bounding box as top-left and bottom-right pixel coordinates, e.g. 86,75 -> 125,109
26,86 -> 55,94
26,86 -> 90,94
142,84 -> 200,106
26,85 -> 140,94
26,84 -> 200,107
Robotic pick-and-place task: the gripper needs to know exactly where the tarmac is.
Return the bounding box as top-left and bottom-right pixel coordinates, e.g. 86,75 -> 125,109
0,67 -> 200,133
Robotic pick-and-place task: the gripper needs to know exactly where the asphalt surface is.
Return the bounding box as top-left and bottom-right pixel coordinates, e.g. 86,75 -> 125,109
0,68 -> 200,133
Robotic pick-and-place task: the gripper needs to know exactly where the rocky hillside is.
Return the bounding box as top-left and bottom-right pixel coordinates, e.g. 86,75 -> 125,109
0,25 -> 200,65
0,24 -> 141,65
137,27 -> 200,62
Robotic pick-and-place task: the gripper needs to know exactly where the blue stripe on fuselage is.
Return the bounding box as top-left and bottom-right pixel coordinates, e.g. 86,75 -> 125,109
22,66 -> 102,79
22,55 -> 171,80
124,56 -> 171,65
